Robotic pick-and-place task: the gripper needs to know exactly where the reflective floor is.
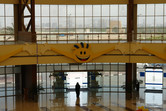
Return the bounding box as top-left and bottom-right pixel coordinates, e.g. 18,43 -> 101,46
0,88 -> 166,111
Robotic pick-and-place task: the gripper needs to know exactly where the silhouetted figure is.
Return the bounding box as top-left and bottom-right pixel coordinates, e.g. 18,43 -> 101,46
75,82 -> 80,98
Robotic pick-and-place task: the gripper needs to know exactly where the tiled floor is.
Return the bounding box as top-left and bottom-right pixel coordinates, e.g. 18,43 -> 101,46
0,88 -> 166,111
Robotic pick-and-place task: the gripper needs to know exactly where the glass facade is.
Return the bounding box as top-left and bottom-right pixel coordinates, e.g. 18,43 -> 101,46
37,63 -> 126,94
0,66 -> 15,97
35,5 -> 127,43
0,4 -> 14,45
137,4 -> 166,42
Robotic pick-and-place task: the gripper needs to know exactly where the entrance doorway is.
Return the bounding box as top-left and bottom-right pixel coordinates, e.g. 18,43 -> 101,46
145,67 -> 163,90
66,72 -> 88,89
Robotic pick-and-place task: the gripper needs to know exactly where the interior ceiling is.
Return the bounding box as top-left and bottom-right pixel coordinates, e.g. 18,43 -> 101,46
0,0 -> 166,4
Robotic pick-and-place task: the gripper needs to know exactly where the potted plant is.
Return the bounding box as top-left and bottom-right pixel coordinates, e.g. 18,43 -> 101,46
89,71 -> 101,88
49,71 -> 64,89
30,83 -> 44,101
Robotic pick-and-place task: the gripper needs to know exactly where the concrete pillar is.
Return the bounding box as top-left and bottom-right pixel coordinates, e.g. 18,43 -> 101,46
14,0 -> 37,99
21,65 -> 37,97
126,63 -> 137,93
126,0 -> 137,93
15,73 -> 22,95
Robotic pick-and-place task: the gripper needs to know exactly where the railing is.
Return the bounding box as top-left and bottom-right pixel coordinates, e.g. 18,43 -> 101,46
0,34 -> 15,45
36,33 -> 127,43
137,33 -> 166,43
1,33 -> 166,44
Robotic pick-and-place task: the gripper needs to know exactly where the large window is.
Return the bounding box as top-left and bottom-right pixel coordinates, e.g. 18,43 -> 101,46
137,4 -> 166,42
35,5 -> 127,43
0,4 -> 14,44
0,66 -> 15,97
37,63 -> 126,94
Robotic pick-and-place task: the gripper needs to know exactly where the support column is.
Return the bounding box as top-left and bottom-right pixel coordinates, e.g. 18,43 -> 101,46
21,65 -> 37,96
14,0 -> 37,100
126,0 -> 137,94
15,73 -> 22,95
126,63 -> 137,93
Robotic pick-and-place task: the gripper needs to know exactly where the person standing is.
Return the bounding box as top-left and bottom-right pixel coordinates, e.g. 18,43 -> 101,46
75,82 -> 80,98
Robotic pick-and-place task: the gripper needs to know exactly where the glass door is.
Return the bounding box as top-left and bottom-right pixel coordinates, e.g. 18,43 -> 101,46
66,72 -> 88,89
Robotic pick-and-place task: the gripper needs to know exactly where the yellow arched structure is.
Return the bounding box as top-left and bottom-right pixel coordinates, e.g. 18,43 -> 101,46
0,42 -> 166,66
